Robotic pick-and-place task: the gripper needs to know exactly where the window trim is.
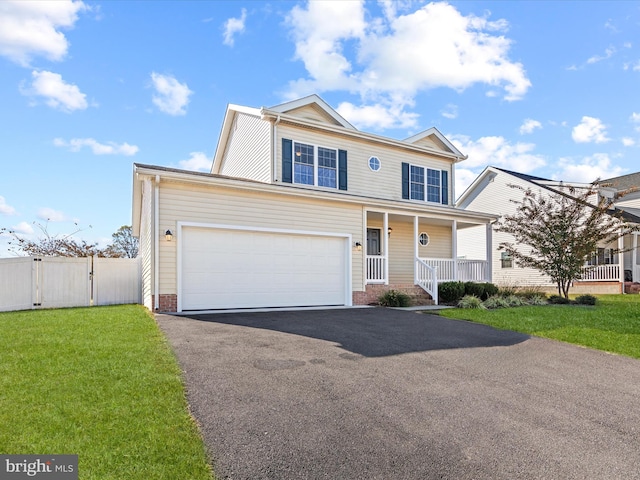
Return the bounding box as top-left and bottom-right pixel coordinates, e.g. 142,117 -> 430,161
418,232 -> 430,247
292,141 -> 338,189
501,251 -> 513,269
368,156 -> 381,172
407,163 -> 447,205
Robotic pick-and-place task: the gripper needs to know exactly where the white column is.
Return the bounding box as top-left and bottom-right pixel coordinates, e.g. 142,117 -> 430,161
485,223 -> 493,283
619,230 -> 625,291
414,216 -> 419,284
452,220 -> 458,281
383,212 -> 389,285
634,233 -> 639,283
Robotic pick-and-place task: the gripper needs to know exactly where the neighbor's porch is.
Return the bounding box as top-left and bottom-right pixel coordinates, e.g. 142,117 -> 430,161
364,210 -> 492,304
577,232 -> 640,284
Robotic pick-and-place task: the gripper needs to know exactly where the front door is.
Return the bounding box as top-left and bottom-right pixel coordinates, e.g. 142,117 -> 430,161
367,228 -> 381,255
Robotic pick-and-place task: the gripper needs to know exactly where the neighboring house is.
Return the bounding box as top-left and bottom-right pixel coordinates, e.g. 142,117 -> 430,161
131,95 -> 495,312
457,166 -> 640,294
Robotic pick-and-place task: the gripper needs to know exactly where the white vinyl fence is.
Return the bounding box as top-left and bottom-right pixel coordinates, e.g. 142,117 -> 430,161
0,256 -> 141,312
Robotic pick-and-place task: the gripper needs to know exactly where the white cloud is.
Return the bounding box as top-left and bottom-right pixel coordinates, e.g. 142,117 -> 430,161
150,72 -> 193,116
285,1 -> 531,122
454,168 -> 482,200
572,116 -> 609,143
179,152 -> 211,172
553,153 -> 626,183
37,208 -> 68,222
631,112 -> 640,124
336,101 -> 419,131
586,46 -> 615,64
54,137 -> 139,156
0,196 -> 17,216
622,137 -> 635,147
519,118 -> 542,135
11,221 -> 34,235
0,0 -> 86,66
441,104 -> 458,120
21,70 -> 88,112
449,134 -> 546,173
222,8 -> 247,47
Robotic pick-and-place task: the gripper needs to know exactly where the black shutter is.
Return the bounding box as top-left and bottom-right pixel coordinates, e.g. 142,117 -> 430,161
282,138 -> 292,183
338,150 -> 348,191
401,162 -> 409,199
441,170 -> 448,205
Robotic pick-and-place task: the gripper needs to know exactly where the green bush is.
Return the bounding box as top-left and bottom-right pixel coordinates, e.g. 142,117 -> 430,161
463,282 -> 499,300
497,285 -> 519,296
378,290 -> 412,307
483,283 -> 499,299
548,295 -> 571,305
527,295 -> 549,306
575,294 -> 597,306
514,287 -> 547,300
504,295 -> 526,307
438,281 -> 465,303
483,295 -> 510,309
457,295 -> 487,309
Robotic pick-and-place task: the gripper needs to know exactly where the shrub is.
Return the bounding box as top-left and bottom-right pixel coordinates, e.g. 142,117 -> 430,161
497,285 -> 519,297
463,282 -> 499,301
575,294 -> 597,306
483,295 -> 510,309
527,295 -> 549,306
378,290 -> 412,307
515,286 -> 547,300
548,295 -> 571,305
438,281 -> 465,304
504,295 -> 526,307
457,295 -> 486,309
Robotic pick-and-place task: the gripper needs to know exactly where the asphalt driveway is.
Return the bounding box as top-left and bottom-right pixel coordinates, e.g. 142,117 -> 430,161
156,308 -> 640,480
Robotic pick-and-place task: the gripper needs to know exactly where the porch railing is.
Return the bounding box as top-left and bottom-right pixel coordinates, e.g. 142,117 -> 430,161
415,258 -> 438,305
579,264 -> 620,281
420,258 -> 488,283
366,255 -> 387,284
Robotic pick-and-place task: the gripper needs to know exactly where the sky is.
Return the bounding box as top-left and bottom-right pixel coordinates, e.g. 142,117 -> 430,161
1,0 -> 640,256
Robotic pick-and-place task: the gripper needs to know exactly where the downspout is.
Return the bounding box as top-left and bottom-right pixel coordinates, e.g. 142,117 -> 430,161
154,175 -> 160,311
272,114 -> 281,182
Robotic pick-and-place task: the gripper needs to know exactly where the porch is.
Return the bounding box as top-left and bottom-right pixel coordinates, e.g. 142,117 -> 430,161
364,210 -> 492,304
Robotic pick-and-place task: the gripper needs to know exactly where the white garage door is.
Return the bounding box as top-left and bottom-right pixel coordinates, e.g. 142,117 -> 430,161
180,227 -> 348,310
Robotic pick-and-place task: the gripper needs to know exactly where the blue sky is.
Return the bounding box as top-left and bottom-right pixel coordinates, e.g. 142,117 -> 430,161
1,1 -> 640,256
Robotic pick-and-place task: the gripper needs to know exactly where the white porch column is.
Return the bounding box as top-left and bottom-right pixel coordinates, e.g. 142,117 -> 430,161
634,233 -> 639,283
383,212 -> 389,285
452,220 -> 458,281
619,231 -> 625,290
414,215 -> 419,284
485,223 -> 493,283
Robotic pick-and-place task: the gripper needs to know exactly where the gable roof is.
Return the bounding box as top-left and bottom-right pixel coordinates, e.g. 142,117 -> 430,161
600,171 -> 640,191
267,94 -> 356,130
404,127 -> 466,159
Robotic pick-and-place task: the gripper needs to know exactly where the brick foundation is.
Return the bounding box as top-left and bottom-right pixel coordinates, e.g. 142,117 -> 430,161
353,284 -> 434,306
153,294 -> 178,312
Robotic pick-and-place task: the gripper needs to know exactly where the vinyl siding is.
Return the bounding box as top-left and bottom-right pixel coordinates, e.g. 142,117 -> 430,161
367,218 -> 452,284
139,178 -> 153,310
458,171 -> 555,287
275,123 -> 454,205
285,104 -> 344,125
157,181 -> 364,295
219,112 -> 271,182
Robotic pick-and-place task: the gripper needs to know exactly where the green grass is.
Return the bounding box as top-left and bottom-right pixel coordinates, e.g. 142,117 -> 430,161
439,294 -> 640,359
0,305 -> 213,480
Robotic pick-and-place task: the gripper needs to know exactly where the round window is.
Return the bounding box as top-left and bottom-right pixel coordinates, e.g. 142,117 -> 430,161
368,156 -> 381,171
418,232 -> 430,246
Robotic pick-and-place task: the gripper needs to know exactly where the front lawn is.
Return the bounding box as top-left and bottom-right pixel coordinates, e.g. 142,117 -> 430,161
439,294 -> 640,359
0,305 -> 212,480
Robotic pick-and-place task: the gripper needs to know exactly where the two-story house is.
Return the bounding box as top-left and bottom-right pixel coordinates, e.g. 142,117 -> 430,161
457,166 -> 640,294
132,95 -> 495,312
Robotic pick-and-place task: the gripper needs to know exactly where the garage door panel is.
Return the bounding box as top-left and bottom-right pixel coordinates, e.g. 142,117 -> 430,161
181,227 -> 347,310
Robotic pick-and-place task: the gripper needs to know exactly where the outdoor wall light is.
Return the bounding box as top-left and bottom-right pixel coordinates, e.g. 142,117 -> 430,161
165,230 -> 173,241
354,242 -> 362,251
387,227 -> 393,236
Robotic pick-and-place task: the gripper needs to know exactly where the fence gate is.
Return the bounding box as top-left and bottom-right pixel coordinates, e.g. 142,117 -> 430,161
0,256 -> 141,313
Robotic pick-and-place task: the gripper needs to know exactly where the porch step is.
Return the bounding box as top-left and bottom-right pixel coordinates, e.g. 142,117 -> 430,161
624,282 -> 640,294
365,284 -> 434,306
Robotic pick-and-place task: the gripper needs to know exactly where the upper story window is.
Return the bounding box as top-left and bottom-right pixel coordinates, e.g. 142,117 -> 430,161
402,162 -> 449,205
368,156 -> 381,171
282,138 -> 347,191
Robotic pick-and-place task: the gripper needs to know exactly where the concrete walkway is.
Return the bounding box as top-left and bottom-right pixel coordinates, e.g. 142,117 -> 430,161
157,308 -> 640,480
